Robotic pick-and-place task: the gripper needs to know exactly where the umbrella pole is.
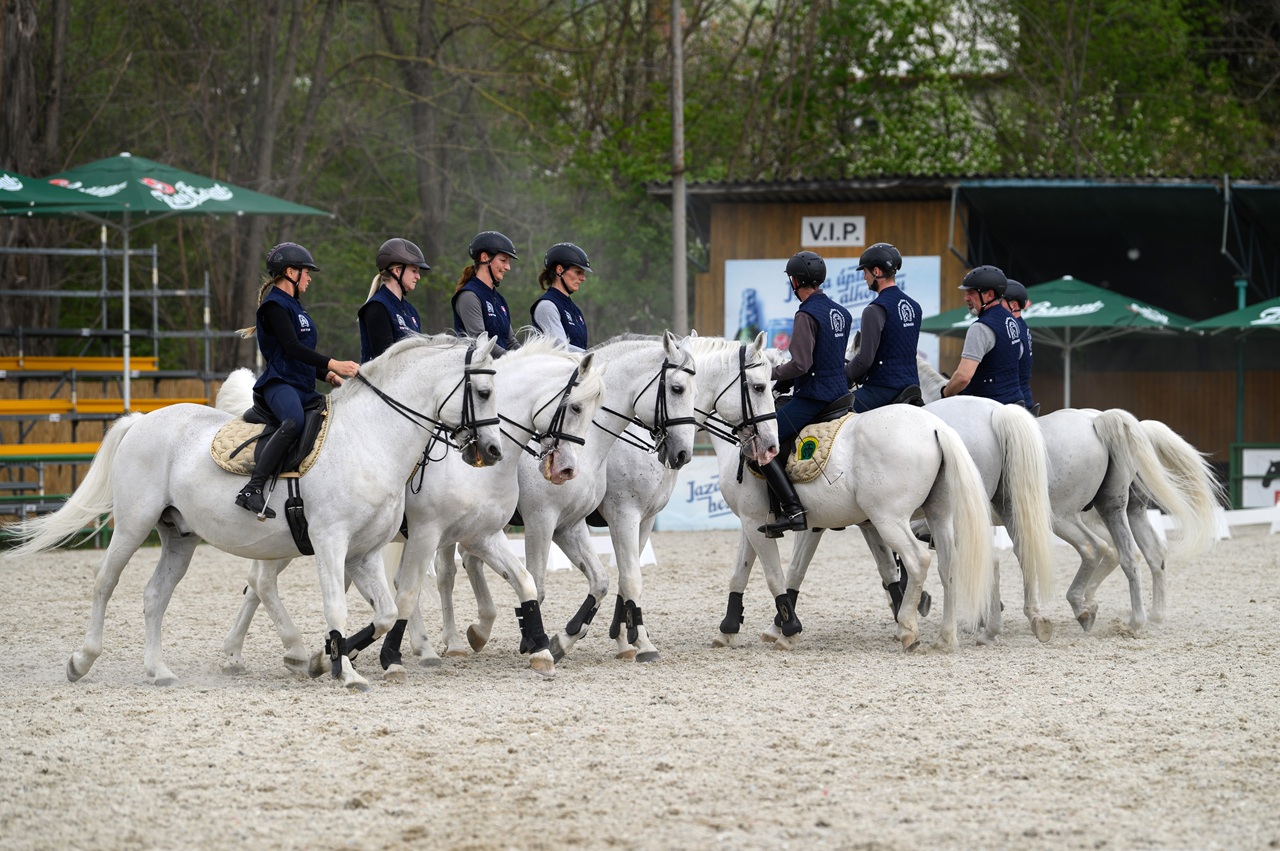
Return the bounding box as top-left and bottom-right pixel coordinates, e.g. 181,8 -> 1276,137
1063,328 -> 1072,408
1235,277 -> 1247,445
122,211 -> 131,412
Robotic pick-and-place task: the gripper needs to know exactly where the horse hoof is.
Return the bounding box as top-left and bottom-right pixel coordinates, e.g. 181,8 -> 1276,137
221,662 -> 247,676
382,664 -> 407,684
775,634 -> 798,652
712,632 -> 738,648
346,679 -> 372,693
466,625 -> 489,652
1032,618 -> 1053,643
444,646 -> 469,658
549,635 -> 567,662
760,627 -> 780,643
283,655 -> 311,676
66,655 -> 90,683
415,654 -> 442,668
152,675 -> 179,687
615,648 -> 637,661
529,651 -> 556,679
903,638 -> 921,653
636,650 -> 660,663
307,651 -> 329,679
1077,611 -> 1096,632
976,631 -> 999,646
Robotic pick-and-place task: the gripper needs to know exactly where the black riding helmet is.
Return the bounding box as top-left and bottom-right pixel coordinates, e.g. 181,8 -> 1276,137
959,265 -> 1008,298
856,243 -> 899,277
786,250 -> 827,288
1004,280 -> 1028,309
377,238 -> 430,272
266,242 -> 319,276
468,231 -> 519,262
544,242 -> 592,274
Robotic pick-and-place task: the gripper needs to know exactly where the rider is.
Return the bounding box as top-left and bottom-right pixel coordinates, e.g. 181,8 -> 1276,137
1002,279 -> 1037,413
237,242 -> 360,518
761,250 -> 853,537
530,242 -> 591,352
941,265 -> 1024,404
845,242 -> 922,412
452,230 -> 518,356
358,238 -> 429,363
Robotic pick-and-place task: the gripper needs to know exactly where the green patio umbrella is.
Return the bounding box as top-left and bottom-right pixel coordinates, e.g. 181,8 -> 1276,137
1188,296 -> 1280,334
26,153 -> 332,409
921,276 -> 1197,408
0,169 -> 117,215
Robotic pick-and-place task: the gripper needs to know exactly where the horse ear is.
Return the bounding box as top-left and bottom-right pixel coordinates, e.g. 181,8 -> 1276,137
848,330 -> 861,361
751,331 -> 767,356
474,332 -> 497,361
662,329 -> 679,359
578,352 -> 595,374
688,328 -> 699,338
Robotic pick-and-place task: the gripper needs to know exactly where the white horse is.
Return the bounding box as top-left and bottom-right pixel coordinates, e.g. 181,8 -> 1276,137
431,332 -> 702,662
4,334 -> 501,690
218,338 -> 607,680
916,358 -> 1214,634
440,333 -> 780,663
714,400 -> 995,652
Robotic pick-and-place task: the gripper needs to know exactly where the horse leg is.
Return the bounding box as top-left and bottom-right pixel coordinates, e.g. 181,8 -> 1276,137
68,522 -> 153,682
1127,502 -> 1168,622
385,540 -> 440,666
1093,496 -> 1147,633
603,513 -> 660,663
221,579 -> 261,675
312,543 -> 370,692
864,522 -> 932,651
550,523 -> 615,658
141,523 -> 201,685
346,548 -> 407,683
229,558 -> 310,676
760,527 -> 825,644
436,545 -> 473,657
1001,507 -> 1051,643
743,527 -> 800,650
714,529 -> 757,648
1058,513 -> 1111,632
463,534 -> 554,677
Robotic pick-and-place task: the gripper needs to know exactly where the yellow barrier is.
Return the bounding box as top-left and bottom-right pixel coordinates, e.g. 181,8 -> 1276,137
0,442 -> 101,461
0,355 -> 160,373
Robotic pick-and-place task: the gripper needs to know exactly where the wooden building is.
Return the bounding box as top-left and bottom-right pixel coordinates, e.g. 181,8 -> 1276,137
651,177 -> 1280,469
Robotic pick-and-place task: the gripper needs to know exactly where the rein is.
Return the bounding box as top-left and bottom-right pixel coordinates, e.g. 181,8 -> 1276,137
497,366 -> 587,460
593,357 -> 697,455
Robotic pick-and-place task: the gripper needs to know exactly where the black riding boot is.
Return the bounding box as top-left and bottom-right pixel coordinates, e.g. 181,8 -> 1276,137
758,457 -> 806,538
235,419 -> 297,519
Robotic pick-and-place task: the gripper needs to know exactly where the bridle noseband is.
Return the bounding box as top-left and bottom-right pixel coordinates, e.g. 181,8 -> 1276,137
498,365 -> 587,460
698,344 -> 777,448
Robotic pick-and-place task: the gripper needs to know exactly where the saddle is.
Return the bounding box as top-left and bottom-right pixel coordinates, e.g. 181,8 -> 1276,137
210,393 -> 331,476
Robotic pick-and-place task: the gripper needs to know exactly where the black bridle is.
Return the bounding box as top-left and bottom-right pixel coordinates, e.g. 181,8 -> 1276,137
697,344 -> 777,448
497,365 -> 588,460
354,342 -> 498,473
594,356 -> 698,455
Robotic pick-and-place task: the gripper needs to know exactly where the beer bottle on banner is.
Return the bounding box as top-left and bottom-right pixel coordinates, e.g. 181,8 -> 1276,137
735,288 -> 762,343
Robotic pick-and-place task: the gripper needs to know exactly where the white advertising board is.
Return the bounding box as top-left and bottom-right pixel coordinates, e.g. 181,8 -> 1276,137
654,455 -> 742,531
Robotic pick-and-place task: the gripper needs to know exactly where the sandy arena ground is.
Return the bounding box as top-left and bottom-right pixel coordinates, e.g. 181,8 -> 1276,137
2,526 -> 1279,850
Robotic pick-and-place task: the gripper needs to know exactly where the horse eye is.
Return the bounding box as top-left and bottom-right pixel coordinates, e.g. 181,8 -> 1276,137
753,383 -> 767,394
571,403 -> 582,415
671,384 -> 684,395
478,388 -> 491,400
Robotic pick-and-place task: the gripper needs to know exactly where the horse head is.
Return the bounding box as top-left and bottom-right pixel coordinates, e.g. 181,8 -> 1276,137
527,346 -> 607,485
656,330 -> 699,471
689,331 -> 778,467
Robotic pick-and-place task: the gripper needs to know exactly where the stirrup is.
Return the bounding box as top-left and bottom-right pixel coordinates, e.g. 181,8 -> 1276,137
235,486 -> 276,520
758,510 -> 806,539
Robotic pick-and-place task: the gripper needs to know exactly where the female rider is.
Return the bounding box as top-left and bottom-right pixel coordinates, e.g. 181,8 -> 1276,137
530,242 -> 591,352
358,237 -> 429,362
451,230 -> 518,356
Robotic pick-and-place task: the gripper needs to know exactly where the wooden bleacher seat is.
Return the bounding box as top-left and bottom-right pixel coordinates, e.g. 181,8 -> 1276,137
0,355 -> 160,373
0,441 -> 101,461
0,399 -> 75,416
73,397 -> 209,414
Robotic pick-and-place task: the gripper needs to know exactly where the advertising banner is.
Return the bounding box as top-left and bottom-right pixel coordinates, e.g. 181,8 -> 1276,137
725,255 -> 942,367
654,455 -> 742,531
1238,447 -> 1280,508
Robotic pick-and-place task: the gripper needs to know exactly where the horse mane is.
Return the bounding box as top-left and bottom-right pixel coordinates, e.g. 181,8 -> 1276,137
916,354 -> 947,400
330,333 -> 470,402
504,333 -> 580,363
502,333 -> 606,408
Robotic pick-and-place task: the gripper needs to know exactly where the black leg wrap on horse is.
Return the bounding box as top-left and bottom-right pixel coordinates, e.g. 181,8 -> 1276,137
773,588 -> 799,627
325,630 -> 345,679
623,600 -> 642,645
720,591 -> 745,634
515,600 -> 550,654
566,594 -> 599,638
774,593 -> 802,637
886,554 -> 931,618
346,622 -> 377,655
379,619 -> 407,670
607,594 -> 626,640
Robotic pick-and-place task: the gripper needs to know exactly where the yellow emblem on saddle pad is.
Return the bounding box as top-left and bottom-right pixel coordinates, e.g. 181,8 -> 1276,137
786,412 -> 855,484
210,401 -> 330,476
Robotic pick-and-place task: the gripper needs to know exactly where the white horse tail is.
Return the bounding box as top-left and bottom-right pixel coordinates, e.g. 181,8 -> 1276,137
1139,418 -> 1222,558
933,423 -> 995,628
1092,409 -> 1197,550
215,367 -> 256,416
991,404 -> 1055,603
4,413 -> 145,557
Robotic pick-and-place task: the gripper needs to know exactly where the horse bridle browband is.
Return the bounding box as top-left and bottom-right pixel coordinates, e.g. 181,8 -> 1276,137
593,356 -> 698,455
497,365 -> 587,460
698,344 -> 777,447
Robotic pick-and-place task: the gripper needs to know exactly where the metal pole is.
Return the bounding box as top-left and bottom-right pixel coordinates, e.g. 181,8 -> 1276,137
1236,277 -> 1247,445
1063,329 -> 1072,409
670,0 -> 688,335
122,211 -> 131,412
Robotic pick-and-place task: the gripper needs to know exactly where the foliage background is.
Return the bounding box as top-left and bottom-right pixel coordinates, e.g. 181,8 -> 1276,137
2,0 -> 1276,370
